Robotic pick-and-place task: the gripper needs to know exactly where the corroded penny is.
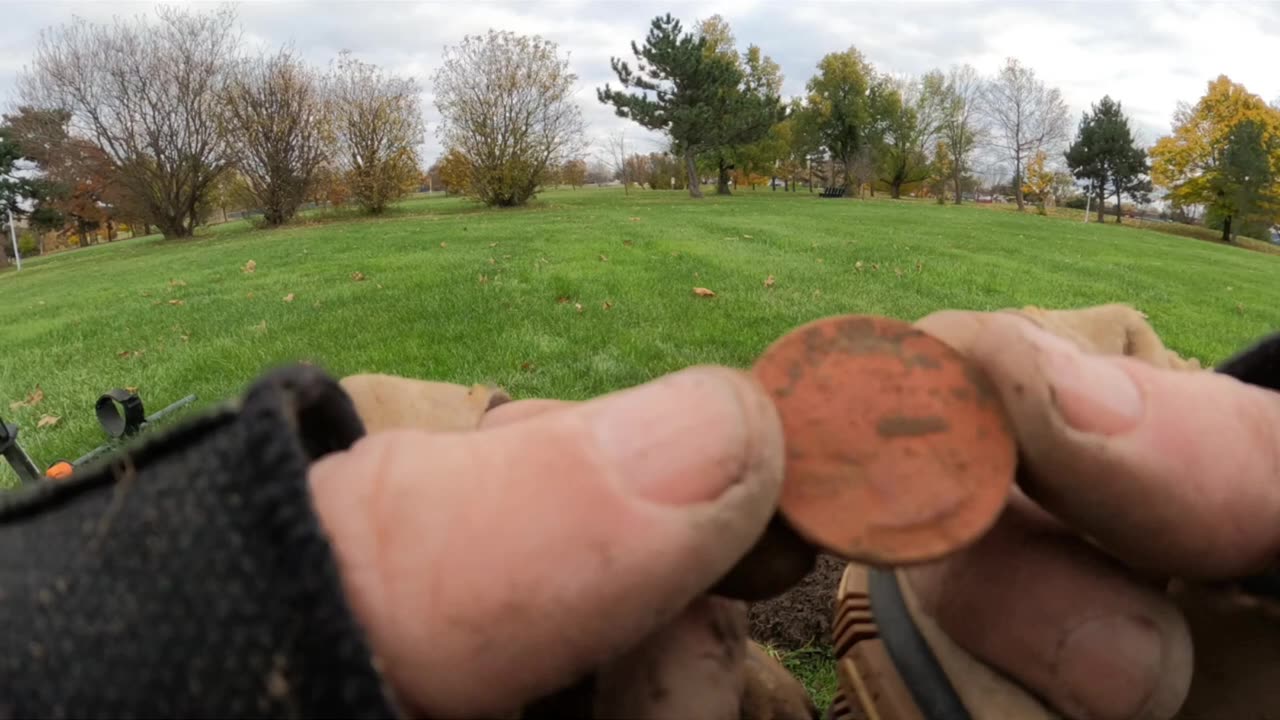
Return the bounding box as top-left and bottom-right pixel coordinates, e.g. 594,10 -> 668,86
752,314 -> 1017,566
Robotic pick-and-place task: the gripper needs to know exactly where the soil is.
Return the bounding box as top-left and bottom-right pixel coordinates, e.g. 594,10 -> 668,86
748,553 -> 846,651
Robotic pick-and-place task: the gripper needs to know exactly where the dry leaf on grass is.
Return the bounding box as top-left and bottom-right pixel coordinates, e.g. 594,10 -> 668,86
520,361 -> 536,372
813,289 -> 823,298
742,234 -> 754,239
440,242 -> 447,248
599,254 -> 608,262
283,293 -> 295,303
168,299 -> 185,306
855,261 -> 865,272
169,279 -> 187,287
694,272 -> 700,278
37,414 -> 60,429
376,283 -> 384,289
623,239 -> 634,247
10,387 -> 45,411
246,292 -> 255,299
488,257 -> 496,265
872,263 -> 880,271
489,242 -> 498,248
602,301 -> 614,310
351,272 -> 366,282
556,296 -> 570,304
125,386 -> 139,394
916,261 -> 923,272
575,303 -> 583,313
141,291 -> 152,297
180,334 -> 190,343
895,268 -> 903,278
117,349 -> 144,359
764,274 -> 775,288
243,260 -> 257,274
629,217 -> 641,222
693,287 -> 716,297
478,274 -> 489,284
817,258 -> 824,263
1236,303 -> 1245,314
254,320 -> 268,333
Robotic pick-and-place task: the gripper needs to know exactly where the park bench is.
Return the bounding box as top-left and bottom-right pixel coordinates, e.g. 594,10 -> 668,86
819,186 -> 847,198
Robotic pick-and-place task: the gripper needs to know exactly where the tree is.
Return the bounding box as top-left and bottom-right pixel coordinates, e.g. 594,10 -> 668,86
1150,75 -> 1280,243
20,5 -> 240,238
560,159 -> 587,189
879,71 -> 947,198
330,51 -> 424,214
435,30 -> 584,207
938,64 -> 984,204
434,149 -> 472,196
1064,96 -> 1151,223
602,131 -> 631,193
694,18 -> 785,195
599,14 -> 741,198
222,47 -> 331,226
981,58 -> 1069,211
801,47 -> 882,196
1021,150 -> 1057,214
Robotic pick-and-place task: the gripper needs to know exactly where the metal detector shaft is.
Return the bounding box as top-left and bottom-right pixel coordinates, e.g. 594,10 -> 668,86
72,394 -> 198,467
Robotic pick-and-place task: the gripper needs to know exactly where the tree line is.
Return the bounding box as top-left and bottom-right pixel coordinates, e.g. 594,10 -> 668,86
3,6 -> 1277,256
0,6 -> 426,251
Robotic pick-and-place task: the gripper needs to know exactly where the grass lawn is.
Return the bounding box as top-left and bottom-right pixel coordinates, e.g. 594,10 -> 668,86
2,185 -> 1277,707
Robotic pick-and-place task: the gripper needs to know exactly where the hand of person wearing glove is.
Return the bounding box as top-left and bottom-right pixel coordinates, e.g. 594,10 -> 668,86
2,304 -> 1276,720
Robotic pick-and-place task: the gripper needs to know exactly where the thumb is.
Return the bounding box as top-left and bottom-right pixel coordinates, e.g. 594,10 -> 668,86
308,366 -> 786,717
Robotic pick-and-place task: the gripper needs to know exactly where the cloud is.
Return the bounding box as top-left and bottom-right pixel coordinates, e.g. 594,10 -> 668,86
3,1 -> 1280,165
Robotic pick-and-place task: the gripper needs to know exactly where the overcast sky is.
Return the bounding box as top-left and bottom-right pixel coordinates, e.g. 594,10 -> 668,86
3,1 -> 1279,173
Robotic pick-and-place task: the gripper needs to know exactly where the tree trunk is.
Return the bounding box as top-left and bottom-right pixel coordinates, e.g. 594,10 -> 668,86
1222,214 -> 1232,243
890,181 -> 903,199
953,170 -> 963,205
716,159 -> 731,196
1113,183 -> 1123,223
684,151 -> 703,199
1097,187 -> 1106,223
843,156 -> 856,197
1014,155 -> 1025,211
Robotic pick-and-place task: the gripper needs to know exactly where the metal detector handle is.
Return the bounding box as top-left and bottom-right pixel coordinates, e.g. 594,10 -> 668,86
0,418 -> 42,484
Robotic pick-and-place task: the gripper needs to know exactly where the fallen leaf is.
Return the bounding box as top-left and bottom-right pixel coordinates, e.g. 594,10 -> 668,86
351,272 -> 366,282
813,289 -> 823,298
141,291 -> 152,297
855,261 -> 865,271
693,287 -> 716,297
7,401 -> 22,411
478,274 -> 489,284
125,386 -> 139,394
117,349 -> 144,359
764,275 -> 775,288
283,293 -> 295,303
916,261 -> 923,272
489,242 -> 498,248
312,302 -> 321,310
37,414 -> 60,429
811,242 -> 818,249
574,303 -> 583,313
671,251 -> 681,258
520,361 -> 536,372
168,299 -> 185,306
254,320 -> 268,333
246,292 -> 255,299
599,254 -> 608,262
872,263 -> 880,271
742,234 -> 754,239
376,283 -> 384,289
817,258 -> 824,263
168,279 -> 187,287
895,268 -> 903,278
694,272 -> 700,278
1236,303 -> 1245,314
10,387 -> 45,411
623,239 -> 634,247
556,296 -> 570,304
629,217 -> 641,222
602,301 -> 614,310
488,257 -> 496,265
180,334 -> 190,343
243,259 -> 256,274
440,242 -> 447,248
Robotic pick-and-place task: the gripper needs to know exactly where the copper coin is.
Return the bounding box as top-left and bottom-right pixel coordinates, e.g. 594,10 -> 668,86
752,314 -> 1016,566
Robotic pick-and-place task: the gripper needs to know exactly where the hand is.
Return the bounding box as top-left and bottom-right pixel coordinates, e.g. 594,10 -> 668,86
307,367 -> 790,718
902,309 -> 1280,720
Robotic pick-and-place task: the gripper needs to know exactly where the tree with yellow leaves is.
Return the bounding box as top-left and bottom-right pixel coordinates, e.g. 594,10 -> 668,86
1150,75 -> 1280,243
1021,150 -> 1056,215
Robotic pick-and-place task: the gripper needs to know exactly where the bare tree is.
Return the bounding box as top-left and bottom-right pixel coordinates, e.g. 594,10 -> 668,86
434,30 -> 585,207
939,64 -> 985,204
980,58 -> 1069,210
20,5 -> 240,239
329,51 -> 424,214
601,130 -> 630,193
222,47 -> 331,226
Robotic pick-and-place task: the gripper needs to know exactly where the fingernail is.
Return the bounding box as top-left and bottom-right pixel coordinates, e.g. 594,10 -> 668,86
588,368 -> 757,506
1057,615 -> 1164,720
1023,326 -> 1145,435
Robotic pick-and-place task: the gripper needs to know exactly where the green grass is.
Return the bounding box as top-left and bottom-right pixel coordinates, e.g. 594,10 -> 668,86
775,645 -> 840,711
3,186 -> 1278,486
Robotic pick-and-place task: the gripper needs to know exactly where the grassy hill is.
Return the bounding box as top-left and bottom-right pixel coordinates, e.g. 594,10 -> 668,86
3,187 -> 1277,485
